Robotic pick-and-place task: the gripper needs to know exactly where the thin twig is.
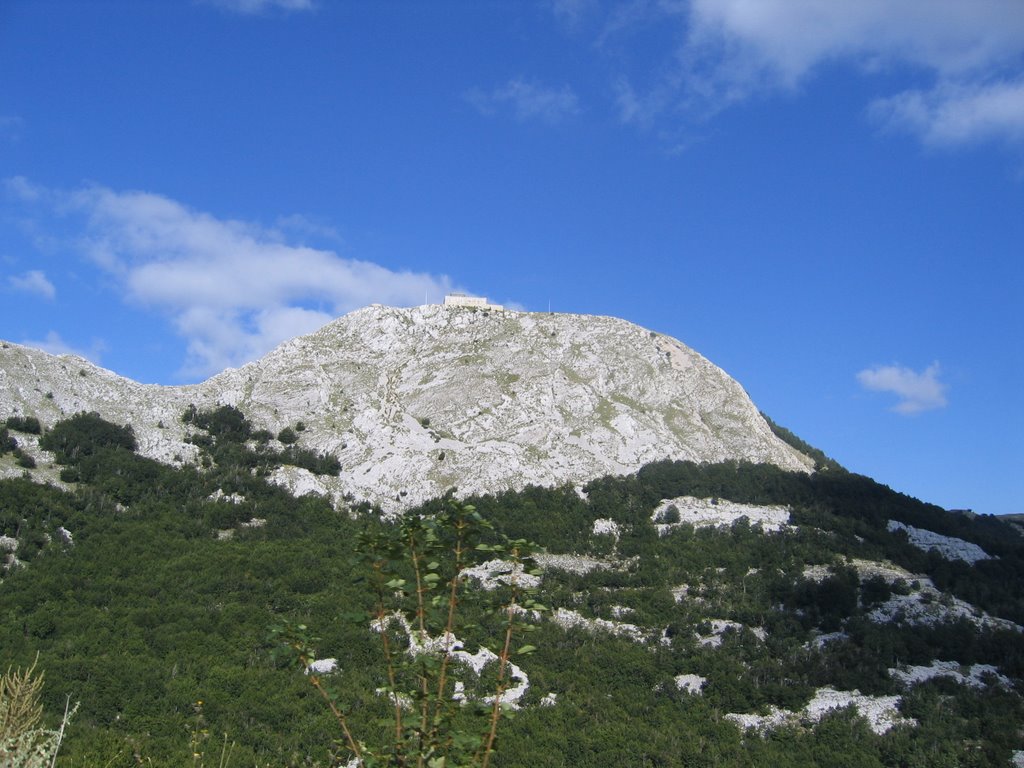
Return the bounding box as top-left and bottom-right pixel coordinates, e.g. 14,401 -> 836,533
308,676 -> 362,766
376,606 -> 405,762
407,527 -> 432,766
430,518 -> 467,738
478,548 -> 520,768
217,734 -> 235,768
48,695 -> 72,768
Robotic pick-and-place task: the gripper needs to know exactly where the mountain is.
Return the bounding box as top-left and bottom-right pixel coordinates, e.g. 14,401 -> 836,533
2,304 -> 1024,766
1,303 -> 813,511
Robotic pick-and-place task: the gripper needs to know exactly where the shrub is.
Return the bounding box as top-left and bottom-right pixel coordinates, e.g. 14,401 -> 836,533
279,446 -> 340,476
860,575 -> 893,607
0,428 -> 14,454
5,417 -> 41,435
39,412 -> 136,464
190,405 -> 253,443
13,450 -> 36,470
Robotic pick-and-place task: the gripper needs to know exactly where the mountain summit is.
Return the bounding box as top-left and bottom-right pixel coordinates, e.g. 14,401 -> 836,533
1,303 -> 812,511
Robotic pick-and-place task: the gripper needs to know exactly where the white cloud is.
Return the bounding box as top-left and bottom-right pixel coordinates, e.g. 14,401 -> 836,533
5,175 -> 44,202
872,78 -> 1024,146
468,79 -> 581,124
273,213 -> 343,244
19,331 -> 102,363
684,0 -> 1024,86
857,362 -> 948,415
19,182 -> 455,379
202,0 -> 314,14
601,0 -> 1024,146
8,270 -> 55,300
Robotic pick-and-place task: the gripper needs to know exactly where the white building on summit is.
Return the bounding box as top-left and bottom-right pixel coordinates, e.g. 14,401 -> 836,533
443,293 -> 504,311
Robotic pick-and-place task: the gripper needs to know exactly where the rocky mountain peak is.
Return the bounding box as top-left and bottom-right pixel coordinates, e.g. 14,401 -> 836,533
1,304 -> 812,511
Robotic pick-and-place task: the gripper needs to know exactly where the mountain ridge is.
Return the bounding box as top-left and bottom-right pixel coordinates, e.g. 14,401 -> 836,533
1,303 -> 813,511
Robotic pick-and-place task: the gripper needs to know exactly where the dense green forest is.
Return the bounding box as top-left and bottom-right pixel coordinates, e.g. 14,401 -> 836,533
1,410 -> 1022,766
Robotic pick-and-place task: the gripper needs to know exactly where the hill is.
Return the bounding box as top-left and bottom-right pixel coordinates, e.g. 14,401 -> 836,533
1,304 -> 812,511
1,306 -> 1022,766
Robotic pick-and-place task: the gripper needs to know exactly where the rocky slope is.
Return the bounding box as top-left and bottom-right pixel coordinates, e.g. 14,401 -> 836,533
1,303 -> 812,511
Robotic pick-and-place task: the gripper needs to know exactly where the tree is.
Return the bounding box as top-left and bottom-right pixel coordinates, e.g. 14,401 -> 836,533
189,405 -> 252,443
13,449 -> 35,470
0,427 -> 15,454
4,417 -> 41,436
38,412 -> 136,464
276,499 -> 545,767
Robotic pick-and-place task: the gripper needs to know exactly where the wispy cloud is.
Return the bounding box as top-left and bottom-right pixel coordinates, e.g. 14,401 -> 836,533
872,78 -> 1024,146
857,362 -> 948,415
596,0 -> 1024,147
467,79 -> 581,124
19,331 -> 103,363
200,0 -> 314,15
4,176 -> 44,202
273,213 -> 344,244
11,180 -> 455,379
8,270 -> 55,300
549,0 -> 597,32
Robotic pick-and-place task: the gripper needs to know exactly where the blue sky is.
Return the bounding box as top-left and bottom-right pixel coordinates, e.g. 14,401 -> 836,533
1,0 -> 1022,514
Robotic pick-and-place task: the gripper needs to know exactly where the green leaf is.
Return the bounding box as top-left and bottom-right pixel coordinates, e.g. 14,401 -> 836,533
517,645 -> 537,655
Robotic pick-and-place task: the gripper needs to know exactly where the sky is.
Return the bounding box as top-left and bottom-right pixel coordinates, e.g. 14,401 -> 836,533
1,0 -> 1022,515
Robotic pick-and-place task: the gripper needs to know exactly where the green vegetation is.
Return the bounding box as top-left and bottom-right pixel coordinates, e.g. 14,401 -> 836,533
183,405 -> 340,477
0,427 -> 15,454
13,449 -> 36,470
184,404 -> 252,443
761,412 -> 843,471
277,500 -> 544,767
39,411 -> 137,464
5,416 -> 42,435
0,412 -> 1022,765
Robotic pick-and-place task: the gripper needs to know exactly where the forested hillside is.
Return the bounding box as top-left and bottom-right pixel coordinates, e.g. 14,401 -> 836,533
2,410 -> 1023,766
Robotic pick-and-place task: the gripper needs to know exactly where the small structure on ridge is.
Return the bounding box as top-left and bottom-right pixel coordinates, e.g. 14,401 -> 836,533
443,293 -> 504,311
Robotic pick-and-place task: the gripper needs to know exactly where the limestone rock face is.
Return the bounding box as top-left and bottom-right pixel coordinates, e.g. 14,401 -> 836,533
1,304 -> 813,511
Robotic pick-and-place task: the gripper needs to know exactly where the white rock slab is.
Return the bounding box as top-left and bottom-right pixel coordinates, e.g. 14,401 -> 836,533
887,520 -> 993,564
653,496 -> 791,534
